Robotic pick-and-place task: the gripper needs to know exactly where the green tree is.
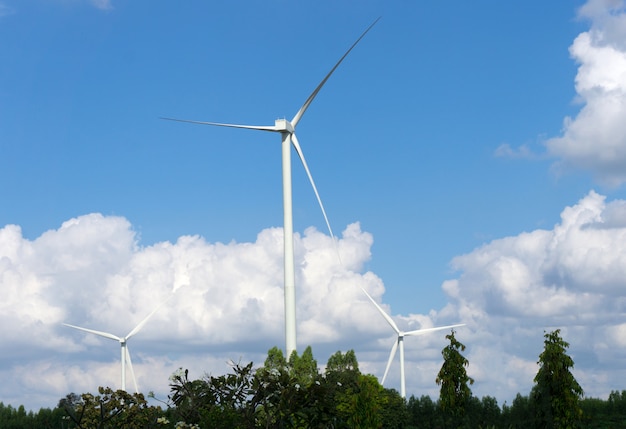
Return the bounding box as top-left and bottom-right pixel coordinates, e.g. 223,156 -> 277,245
166,347 -> 404,428
326,349 -> 359,374
477,396 -> 501,428
260,346 -> 288,377
201,361 -> 257,428
168,368 -> 211,425
168,362 -> 258,428
607,389 -> 626,418
501,393 -> 536,429
325,350 -> 387,428
379,388 -> 409,429
254,347 -> 342,428
406,395 -> 439,429
288,345 -> 318,387
579,391 -> 626,428
436,329 -> 474,419
59,387 -> 162,429
531,329 -> 583,429
334,373 -> 384,428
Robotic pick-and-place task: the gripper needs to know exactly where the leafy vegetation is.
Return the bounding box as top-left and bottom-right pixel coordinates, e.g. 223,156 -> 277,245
436,329 -> 475,420
531,329 -> 584,428
2,330 -> 625,428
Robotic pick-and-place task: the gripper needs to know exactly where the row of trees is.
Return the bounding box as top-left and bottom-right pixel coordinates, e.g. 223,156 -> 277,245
1,329 -> 623,428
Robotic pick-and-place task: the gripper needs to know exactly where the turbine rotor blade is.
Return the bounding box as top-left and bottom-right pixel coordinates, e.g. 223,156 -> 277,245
126,294 -> 175,340
404,323 -> 466,337
381,339 -> 398,385
161,117 -> 278,132
125,346 -> 139,393
291,17 -> 380,128
63,323 -> 121,342
290,133 -> 337,245
361,287 -> 400,334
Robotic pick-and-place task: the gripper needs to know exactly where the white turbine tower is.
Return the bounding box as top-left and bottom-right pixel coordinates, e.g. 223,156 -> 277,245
363,289 -> 465,398
64,296 -> 172,392
162,18 -> 379,358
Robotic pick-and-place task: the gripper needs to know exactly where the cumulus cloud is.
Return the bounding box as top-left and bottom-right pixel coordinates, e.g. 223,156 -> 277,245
438,190 -> 626,401
5,191 -> 626,410
546,0 -> 626,186
2,214 -> 437,410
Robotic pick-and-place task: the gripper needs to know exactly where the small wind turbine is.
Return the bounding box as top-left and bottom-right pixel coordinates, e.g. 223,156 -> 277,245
363,289 -> 465,398
64,295 -> 173,392
162,18 -> 379,358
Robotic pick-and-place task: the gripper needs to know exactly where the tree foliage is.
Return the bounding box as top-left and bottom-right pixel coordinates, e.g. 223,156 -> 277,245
10,390 -> 626,429
531,329 -> 584,429
165,346 -> 394,428
436,329 -> 475,418
12,331 -> 626,428
326,349 -> 359,374
58,387 -> 162,429
168,361 -> 257,428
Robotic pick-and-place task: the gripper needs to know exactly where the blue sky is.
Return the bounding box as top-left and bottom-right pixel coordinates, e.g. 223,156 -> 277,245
3,0 -> 626,412
2,0 -> 593,312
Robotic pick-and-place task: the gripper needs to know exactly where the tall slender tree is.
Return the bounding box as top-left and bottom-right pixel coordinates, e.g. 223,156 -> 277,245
436,329 -> 474,419
531,329 -> 583,429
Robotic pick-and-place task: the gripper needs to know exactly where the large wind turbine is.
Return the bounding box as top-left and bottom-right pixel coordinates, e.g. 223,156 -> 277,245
162,19 -> 379,358
363,289 -> 465,398
64,296 -> 172,392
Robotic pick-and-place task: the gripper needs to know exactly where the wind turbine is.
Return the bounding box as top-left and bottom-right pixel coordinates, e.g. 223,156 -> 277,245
363,289 -> 465,398
162,18 -> 379,358
64,295 -> 173,392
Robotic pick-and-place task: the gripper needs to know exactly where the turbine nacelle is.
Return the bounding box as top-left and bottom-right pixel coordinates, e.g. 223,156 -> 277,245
162,18 -> 380,357
274,118 -> 294,134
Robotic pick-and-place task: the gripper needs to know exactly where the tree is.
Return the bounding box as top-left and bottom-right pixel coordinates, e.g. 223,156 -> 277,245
478,396 -> 501,427
501,393 -> 535,429
334,373 -> 384,428
406,395 -> 439,429
288,345 -> 318,387
260,346 -> 288,377
168,368 -> 212,425
379,388 -> 409,429
201,361 -> 256,428
324,350 -> 387,428
436,329 -> 474,419
165,347 -> 399,428
326,349 -> 359,374
531,329 -> 583,429
168,362 -> 257,428
60,387 -> 162,429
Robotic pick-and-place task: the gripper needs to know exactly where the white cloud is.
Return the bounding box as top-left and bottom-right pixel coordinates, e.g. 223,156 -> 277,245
5,191 -> 626,410
546,0 -> 626,186
439,190 -> 626,401
495,143 -> 543,160
90,0 -> 113,10
0,215 -> 411,410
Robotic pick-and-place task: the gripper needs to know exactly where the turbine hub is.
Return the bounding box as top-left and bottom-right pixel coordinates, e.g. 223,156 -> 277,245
274,118 -> 294,134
